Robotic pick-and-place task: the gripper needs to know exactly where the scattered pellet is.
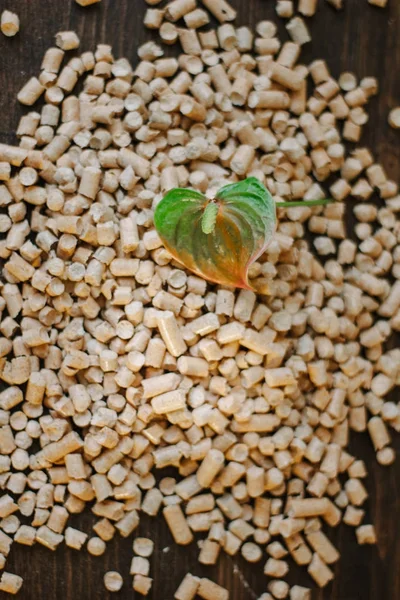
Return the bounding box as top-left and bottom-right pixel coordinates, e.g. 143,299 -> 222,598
55,31 -> 80,51
286,16 -> 311,44
104,571 -> 123,592
1,10 -> 19,37
388,107 -> 400,129
356,524 -> 377,544
200,0 -> 236,23
241,542 -> 263,562
197,578 -> 229,600
133,574 -> 153,595
163,505 -> 193,545
87,537 -> 106,556
133,537 -> 154,557
17,78 -> 45,106
290,587 -> 311,600
75,0 -> 101,5
175,573 -> 200,600
0,572 -> 23,595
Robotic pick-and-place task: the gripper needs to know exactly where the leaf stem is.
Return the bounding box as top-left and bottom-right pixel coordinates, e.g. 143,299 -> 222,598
276,199 -> 333,208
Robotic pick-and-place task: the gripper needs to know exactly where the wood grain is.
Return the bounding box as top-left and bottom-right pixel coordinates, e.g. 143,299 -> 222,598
0,0 -> 399,598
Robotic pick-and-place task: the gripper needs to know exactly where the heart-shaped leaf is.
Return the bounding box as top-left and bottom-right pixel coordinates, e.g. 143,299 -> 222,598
154,177 -> 277,289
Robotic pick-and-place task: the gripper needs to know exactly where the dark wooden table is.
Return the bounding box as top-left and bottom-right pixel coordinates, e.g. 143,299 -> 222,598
0,0 -> 399,598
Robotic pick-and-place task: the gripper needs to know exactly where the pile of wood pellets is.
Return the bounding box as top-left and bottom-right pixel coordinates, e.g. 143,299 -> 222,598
0,0 -> 399,597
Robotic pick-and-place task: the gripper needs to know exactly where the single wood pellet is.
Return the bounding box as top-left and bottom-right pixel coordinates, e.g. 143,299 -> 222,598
0,572 -> 23,595
1,10 -> 20,37
175,573 -> 200,600
133,537 -> 154,557
104,571 -> 123,592
87,537 -> 106,556
388,107 -> 400,129
75,0 -> 101,5
197,578 -> 229,600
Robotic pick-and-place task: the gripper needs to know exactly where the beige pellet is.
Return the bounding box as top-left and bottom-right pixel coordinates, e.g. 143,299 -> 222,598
178,356 -> 209,377
298,0 -> 318,16
376,447 -> 395,466
79,167 -> 102,199
306,530 -> 340,564
249,90 -> 290,110
241,541 -> 262,562
368,416 -> 390,450
174,573 -> 200,600
388,107 -> 400,130
200,0 -> 236,22
199,539 -> 220,565
184,9 -> 209,28
197,449 -> 225,487
345,478 -> 368,507
0,495 -> 18,518
308,553 -> 334,588
160,22 -> 179,44
0,572 -> 23,595
133,537 -> 154,557
17,78 -> 45,106
268,580 -> 290,598
130,556 -> 150,576
37,431 -> 83,463
265,368 -> 296,387
276,0 -> 294,17
65,454 -> 86,479
165,0 -> 196,21
0,162 -> 11,181
289,499 -> 330,519
76,0 -> 101,5
157,311 -> 187,357
133,575 -> 152,596
47,506 -> 69,534
36,526 -> 63,551
271,62 -> 305,91
14,525 -> 36,546
151,390 -> 186,415
142,373 -> 181,399
94,520 -> 115,542
290,586 -> 311,600
186,494 -> 215,514
356,524 -> 377,544
87,537 -> 106,556
286,16 -> 311,45
1,11 -> 20,37
104,571 -> 123,592
41,50 -> 64,78
120,216 -> 139,253
247,465 -> 265,498
55,31 -> 80,51
65,527 -> 88,550
163,505 -> 193,545
197,578 -> 229,600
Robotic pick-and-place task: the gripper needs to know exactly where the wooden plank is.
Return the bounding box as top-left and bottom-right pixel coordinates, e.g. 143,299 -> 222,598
0,0 -> 399,598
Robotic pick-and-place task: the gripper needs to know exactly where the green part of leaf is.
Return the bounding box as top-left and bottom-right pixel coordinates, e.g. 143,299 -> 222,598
216,177 -> 277,264
201,202 -> 219,234
276,199 -> 333,208
154,187 -> 205,254
154,177 -> 277,289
